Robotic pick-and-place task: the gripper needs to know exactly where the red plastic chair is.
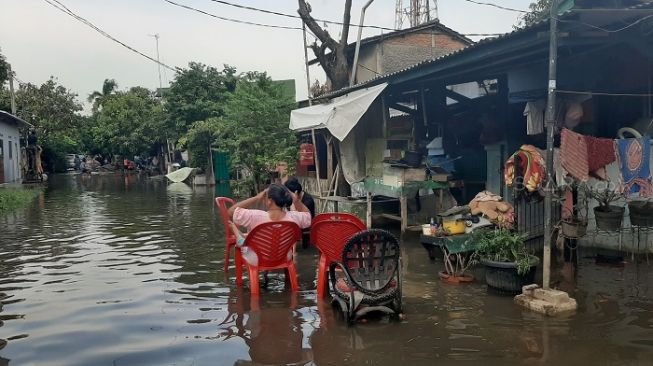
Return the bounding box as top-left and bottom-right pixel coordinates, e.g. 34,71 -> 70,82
243,221 -> 302,296
310,213 -> 367,298
215,197 -> 244,284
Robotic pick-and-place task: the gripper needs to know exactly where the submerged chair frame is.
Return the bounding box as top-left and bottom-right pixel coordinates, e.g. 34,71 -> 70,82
329,229 -> 403,323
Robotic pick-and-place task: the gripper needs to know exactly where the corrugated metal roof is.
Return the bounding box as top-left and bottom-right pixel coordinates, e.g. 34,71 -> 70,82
0,110 -> 33,128
316,2 -> 653,100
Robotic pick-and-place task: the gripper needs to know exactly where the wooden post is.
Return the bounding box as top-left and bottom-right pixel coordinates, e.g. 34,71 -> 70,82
326,134 -> 333,185
311,129 -> 322,196
366,191 -> 373,228
400,195 -> 408,232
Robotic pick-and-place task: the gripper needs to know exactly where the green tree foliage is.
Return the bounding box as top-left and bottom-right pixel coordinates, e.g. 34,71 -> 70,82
165,62 -> 237,138
92,86 -> 166,158
516,0 -> 553,28
0,48 -> 8,87
87,78 -> 118,112
11,78 -> 83,171
186,72 -> 297,191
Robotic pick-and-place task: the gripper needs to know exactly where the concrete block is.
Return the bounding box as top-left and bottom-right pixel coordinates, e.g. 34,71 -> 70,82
514,286 -> 577,316
533,288 -> 571,305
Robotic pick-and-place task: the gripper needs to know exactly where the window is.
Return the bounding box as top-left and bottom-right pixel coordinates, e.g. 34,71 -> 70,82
8,141 -> 12,159
0,139 -> 4,157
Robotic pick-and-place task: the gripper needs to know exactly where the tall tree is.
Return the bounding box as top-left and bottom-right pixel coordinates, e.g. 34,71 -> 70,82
87,78 -> 118,112
516,0 -> 554,28
12,78 -> 84,171
297,0 -> 353,90
186,72 -> 297,191
0,48 -> 8,87
165,62 -> 237,138
92,87 -> 166,157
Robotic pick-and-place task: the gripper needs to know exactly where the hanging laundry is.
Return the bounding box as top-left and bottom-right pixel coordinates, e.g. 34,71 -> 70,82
524,100 -> 545,135
560,129 -> 589,182
504,145 -> 546,193
616,137 -> 652,197
585,135 -> 616,179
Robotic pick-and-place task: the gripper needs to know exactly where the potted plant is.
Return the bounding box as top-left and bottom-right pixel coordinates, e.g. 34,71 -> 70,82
475,229 -> 539,294
560,184 -> 588,239
628,200 -> 653,227
588,187 -> 624,232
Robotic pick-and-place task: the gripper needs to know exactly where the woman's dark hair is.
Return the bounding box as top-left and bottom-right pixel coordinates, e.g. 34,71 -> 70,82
266,184 -> 293,209
284,177 -> 302,194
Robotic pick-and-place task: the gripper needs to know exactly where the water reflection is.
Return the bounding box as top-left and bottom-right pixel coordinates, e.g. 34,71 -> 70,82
0,175 -> 651,365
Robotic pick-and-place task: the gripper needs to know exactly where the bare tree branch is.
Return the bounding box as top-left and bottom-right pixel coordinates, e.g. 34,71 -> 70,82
298,0 -> 338,51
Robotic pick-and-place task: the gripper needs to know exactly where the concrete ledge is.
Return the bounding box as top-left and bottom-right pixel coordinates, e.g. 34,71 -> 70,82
514,284 -> 577,316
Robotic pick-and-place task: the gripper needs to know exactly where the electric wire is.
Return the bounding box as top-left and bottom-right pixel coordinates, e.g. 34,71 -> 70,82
42,0 -> 178,72
202,0 -> 396,31
460,0 -> 526,13
169,0 -> 506,37
163,0 -> 301,30
556,14 -> 653,33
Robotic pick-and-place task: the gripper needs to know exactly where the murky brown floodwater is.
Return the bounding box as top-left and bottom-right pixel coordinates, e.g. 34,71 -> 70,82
0,174 -> 652,365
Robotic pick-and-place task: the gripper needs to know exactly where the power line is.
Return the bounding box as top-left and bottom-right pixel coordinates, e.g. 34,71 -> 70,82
557,14 -> 653,33
169,0 -> 506,37
202,0 -> 397,31
42,0 -> 178,72
460,0 -> 527,13
163,0 -> 302,30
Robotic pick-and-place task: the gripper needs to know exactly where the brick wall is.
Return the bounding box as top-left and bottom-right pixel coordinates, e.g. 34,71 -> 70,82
354,31 -> 468,83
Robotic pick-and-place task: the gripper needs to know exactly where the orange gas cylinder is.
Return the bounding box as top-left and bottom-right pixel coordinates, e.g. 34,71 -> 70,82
299,143 -> 315,166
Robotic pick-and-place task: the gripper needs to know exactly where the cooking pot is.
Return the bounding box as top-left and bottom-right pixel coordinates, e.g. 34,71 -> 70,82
443,219 -> 466,235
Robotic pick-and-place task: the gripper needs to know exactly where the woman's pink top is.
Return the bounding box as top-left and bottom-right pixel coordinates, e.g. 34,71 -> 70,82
233,207 -> 311,232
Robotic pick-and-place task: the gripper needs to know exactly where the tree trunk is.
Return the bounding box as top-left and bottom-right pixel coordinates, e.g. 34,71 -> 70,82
298,0 -> 352,90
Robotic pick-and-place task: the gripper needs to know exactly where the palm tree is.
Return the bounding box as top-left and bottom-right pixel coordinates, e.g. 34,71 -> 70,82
88,78 -> 118,112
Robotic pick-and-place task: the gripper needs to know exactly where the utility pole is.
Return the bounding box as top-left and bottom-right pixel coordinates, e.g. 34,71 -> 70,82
149,33 -> 163,91
149,33 -> 173,174
7,64 -> 17,115
543,0 -> 559,290
302,22 -> 312,106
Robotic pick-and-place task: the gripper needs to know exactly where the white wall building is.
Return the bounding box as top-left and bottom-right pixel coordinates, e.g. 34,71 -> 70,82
0,111 -> 30,184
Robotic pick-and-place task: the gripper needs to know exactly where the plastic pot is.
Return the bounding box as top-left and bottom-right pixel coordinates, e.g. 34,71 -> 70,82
629,202 -> 653,227
481,257 -> 539,294
561,219 -> 587,238
594,205 -> 624,232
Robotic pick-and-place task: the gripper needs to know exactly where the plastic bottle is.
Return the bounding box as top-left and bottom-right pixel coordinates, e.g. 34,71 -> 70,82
430,217 -> 436,235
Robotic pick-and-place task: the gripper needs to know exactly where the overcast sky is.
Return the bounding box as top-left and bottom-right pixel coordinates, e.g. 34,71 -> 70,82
0,0 -> 528,107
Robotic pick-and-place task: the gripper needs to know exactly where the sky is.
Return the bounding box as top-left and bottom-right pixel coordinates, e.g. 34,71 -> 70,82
0,0 -> 529,109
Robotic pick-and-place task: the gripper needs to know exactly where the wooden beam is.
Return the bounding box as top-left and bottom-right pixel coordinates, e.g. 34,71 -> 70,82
445,88 -> 472,103
389,103 -> 419,116
325,134 -> 333,185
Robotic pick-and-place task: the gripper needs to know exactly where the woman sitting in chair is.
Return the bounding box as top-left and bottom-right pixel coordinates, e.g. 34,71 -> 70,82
228,184 -> 311,265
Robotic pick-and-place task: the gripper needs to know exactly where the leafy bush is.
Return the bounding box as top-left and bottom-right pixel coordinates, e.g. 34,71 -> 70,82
474,229 -> 537,275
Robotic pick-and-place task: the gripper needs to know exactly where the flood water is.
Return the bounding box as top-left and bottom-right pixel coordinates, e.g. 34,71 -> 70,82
0,174 -> 652,366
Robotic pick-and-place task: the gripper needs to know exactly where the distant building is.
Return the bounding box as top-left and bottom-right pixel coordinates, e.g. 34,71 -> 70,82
310,20 -> 472,86
0,111 -> 30,184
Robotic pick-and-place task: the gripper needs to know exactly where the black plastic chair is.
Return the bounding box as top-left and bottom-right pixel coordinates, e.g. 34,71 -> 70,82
329,229 -> 402,323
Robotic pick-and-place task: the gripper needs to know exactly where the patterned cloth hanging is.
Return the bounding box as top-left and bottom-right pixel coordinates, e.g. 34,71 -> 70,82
616,137 -> 652,197
504,145 -> 546,193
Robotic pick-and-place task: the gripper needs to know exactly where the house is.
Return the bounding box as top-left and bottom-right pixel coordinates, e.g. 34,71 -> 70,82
0,111 -> 30,184
310,20 -> 473,85
290,0 -> 653,256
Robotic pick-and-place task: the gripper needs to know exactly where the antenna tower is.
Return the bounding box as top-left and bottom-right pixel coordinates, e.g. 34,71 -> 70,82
395,0 -> 439,29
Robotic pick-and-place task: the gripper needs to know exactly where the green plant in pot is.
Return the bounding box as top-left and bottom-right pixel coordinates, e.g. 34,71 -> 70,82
474,229 -> 539,294
588,187 -> 624,232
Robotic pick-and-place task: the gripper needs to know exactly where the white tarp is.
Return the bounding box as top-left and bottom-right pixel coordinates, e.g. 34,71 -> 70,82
289,83 -> 387,141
